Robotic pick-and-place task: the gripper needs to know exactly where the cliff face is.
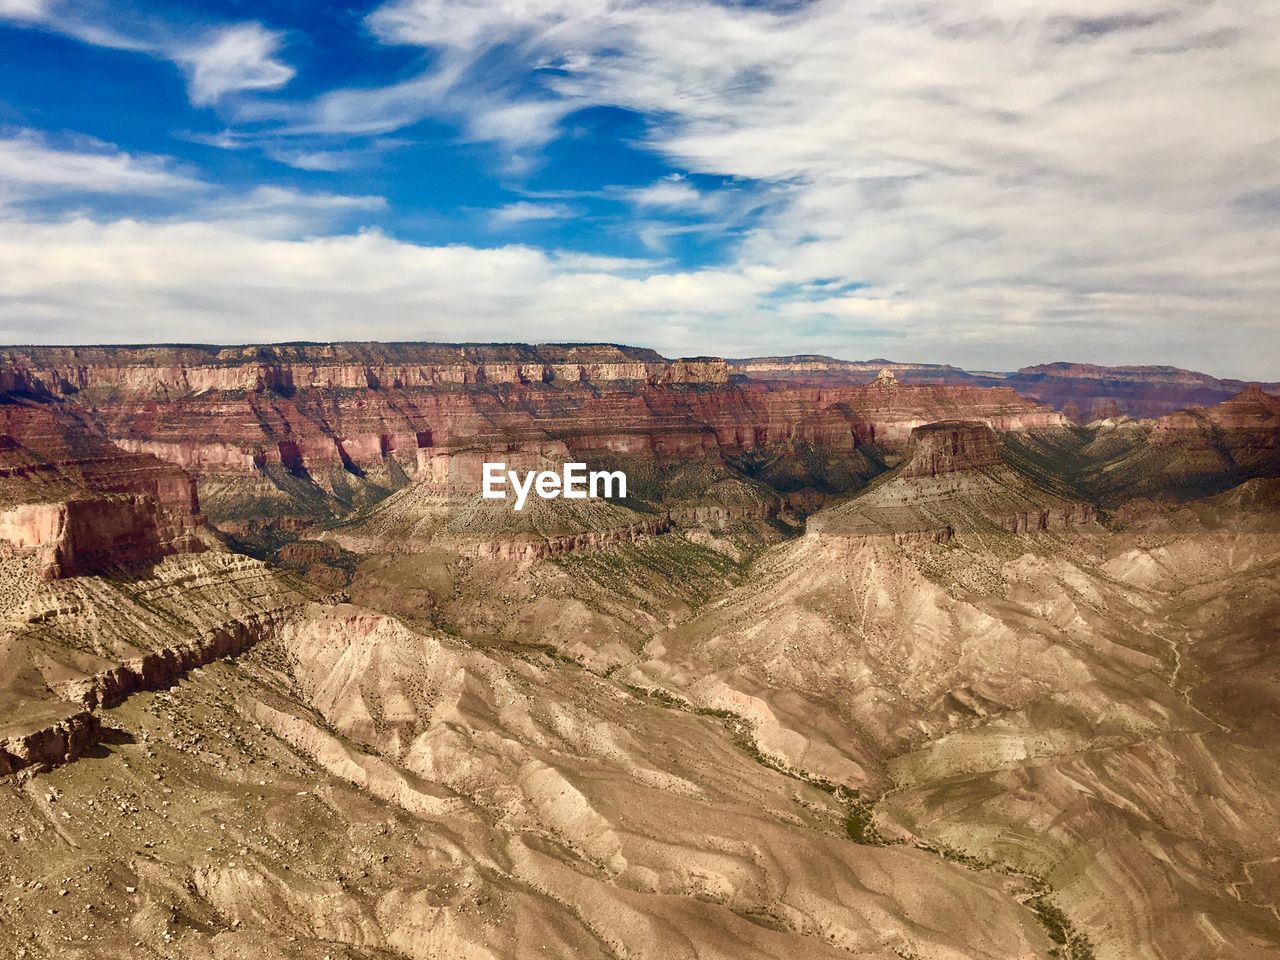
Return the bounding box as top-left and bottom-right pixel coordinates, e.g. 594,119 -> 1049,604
809,419 -> 1094,542
1002,363 -> 1279,421
459,516 -> 676,562
1152,384 -> 1279,440
1,345 -> 1068,548
0,396 -> 203,577
16,343 -> 1269,566
1086,386 -> 1280,501
898,421 -> 1003,478
728,356 -> 978,384
730,355 -> 1280,420
0,550 -> 301,777
0,713 -> 100,776
0,346 -> 1059,466
0,342 -> 728,395
0,494 -> 202,579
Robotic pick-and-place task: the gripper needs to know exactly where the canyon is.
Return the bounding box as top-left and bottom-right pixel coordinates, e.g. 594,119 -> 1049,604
1,342 -> 1277,960
730,356 -> 1280,420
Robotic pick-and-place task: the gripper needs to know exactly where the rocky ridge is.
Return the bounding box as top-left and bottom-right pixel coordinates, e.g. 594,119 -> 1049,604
809,420 -> 1094,543
0,551 -> 307,776
0,396 -> 203,578
731,354 -> 1280,420
2,344 -> 1068,554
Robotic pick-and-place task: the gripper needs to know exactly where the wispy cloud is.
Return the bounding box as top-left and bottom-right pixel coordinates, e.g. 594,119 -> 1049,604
0,0 -> 53,19
489,201 -> 573,226
1,0 -> 1277,376
0,3 -> 294,105
181,131 -> 406,173
0,130 -> 383,237
174,23 -> 295,106
263,148 -> 360,172
198,186 -> 386,236
0,130 -> 202,202
626,175 -> 722,213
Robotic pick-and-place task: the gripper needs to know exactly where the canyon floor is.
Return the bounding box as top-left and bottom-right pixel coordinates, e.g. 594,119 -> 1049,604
1,346 -> 1278,960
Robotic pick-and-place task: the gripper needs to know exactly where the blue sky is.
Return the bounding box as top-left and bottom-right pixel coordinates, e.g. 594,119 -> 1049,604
0,0 -> 1276,377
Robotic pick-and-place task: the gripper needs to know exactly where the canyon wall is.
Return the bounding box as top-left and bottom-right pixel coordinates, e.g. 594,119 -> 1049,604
1000,363 -> 1280,421
0,343 -> 728,396
898,420 -> 1003,478
10,343 -> 1267,563
809,420 -> 1094,543
458,516 -> 676,562
0,395 -> 204,576
1,346 -> 1068,517
0,494 -> 200,578
728,356 -> 978,383
0,344 -> 1085,561
730,355 -> 1280,420
0,712 -> 100,777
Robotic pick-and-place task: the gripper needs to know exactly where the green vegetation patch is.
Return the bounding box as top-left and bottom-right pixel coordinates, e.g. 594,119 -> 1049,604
553,532 -> 765,614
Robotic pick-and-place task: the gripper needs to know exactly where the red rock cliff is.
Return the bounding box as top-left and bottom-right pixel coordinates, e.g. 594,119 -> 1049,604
1,348 -> 1064,478
0,396 -> 204,577
899,421 -> 1002,478
1,343 -> 1072,543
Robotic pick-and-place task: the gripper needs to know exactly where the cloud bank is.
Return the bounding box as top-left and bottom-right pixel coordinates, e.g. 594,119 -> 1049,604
0,0 -> 1276,377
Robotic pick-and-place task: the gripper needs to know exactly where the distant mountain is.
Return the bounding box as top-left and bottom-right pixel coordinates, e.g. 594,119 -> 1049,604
729,355 -> 1280,420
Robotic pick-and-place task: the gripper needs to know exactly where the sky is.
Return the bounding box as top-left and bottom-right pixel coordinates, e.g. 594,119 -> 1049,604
0,0 -> 1276,377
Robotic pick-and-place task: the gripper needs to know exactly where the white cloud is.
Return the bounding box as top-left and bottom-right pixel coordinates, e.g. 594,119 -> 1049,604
194,133 -> 406,172
0,210 -> 1273,378
0,131 -> 201,201
0,219 -> 768,349
0,0 -> 51,19
0,5 -> 294,106
264,148 -> 357,172
0,131 -> 384,237
175,23 -> 295,105
196,186 -> 387,237
627,176 -> 721,213
298,0 -> 1279,375
366,0 -> 607,52
489,201 -> 572,226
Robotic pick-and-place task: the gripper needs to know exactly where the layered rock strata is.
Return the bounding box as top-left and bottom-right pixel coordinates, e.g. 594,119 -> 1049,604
898,420 -> 1002,478
730,355 -> 1280,420
0,397 -> 204,577
459,516 -> 676,562
0,343 -> 728,394
0,712 -> 100,776
0,494 -> 198,579
810,421 -> 1093,543
2,344 -> 1070,546
1007,363 -> 1280,420
54,608 -> 296,710
1079,386 -> 1280,502
0,552 -> 304,777
1,346 -> 1066,481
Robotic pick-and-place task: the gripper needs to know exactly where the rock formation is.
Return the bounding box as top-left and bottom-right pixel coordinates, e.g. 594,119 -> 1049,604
872,366 -> 899,387
0,395 -> 204,577
1007,362 -> 1279,420
809,420 -> 1093,542
730,355 -> 1280,419
0,342 -> 1277,960
1055,385 -> 1280,503
0,344 -> 1069,550
897,420 -> 1001,478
